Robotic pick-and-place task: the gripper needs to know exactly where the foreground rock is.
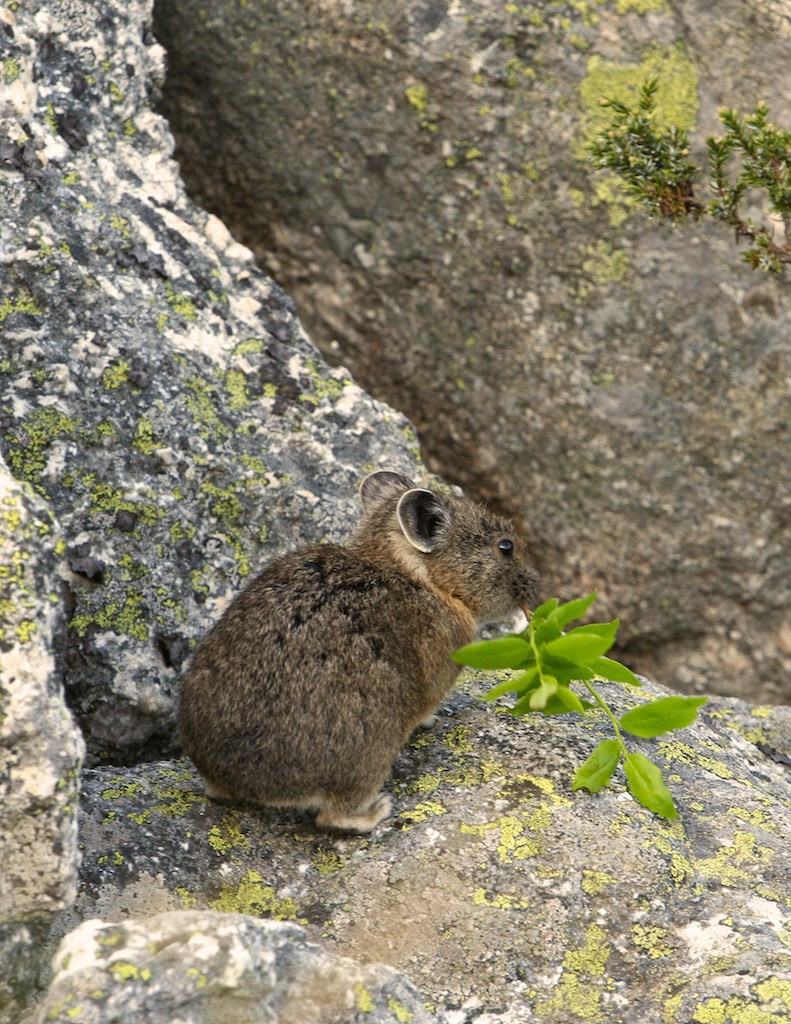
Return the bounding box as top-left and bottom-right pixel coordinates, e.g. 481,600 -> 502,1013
38,912 -> 431,1024
0,461 -> 84,1023
154,0 -> 791,704
0,0 -> 422,766
60,680 -> 791,1024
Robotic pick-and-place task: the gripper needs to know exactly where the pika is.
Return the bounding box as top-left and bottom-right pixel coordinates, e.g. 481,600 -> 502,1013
179,471 -> 539,833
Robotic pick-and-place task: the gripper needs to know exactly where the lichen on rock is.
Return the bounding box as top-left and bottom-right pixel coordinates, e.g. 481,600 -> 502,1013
0,0 -> 423,766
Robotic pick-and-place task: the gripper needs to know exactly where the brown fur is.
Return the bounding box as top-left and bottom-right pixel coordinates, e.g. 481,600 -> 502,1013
178,471 -> 539,832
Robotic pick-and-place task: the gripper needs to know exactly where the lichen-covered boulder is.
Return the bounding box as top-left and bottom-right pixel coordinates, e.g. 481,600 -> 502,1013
0,458 -> 84,1024
0,0 -> 422,764
153,0 -> 791,704
65,679 -> 791,1023
37,911 -> 432,1024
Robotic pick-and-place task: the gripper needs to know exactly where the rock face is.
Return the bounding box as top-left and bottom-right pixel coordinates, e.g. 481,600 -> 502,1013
0,0 -> 422,768
153,0 -> 791,704
60,681 -> 791,1024
0,459 -> 84,1023
38,912 -> 432,1024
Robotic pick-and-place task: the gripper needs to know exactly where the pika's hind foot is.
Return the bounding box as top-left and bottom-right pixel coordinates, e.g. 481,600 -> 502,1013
202,777 -> 235,802
315,792 -> 393,833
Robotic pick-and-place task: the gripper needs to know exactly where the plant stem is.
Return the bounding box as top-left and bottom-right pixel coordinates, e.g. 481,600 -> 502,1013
582,679 -> 629,758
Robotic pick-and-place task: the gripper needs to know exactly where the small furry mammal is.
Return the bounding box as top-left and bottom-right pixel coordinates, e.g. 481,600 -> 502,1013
179,471 -> 539,833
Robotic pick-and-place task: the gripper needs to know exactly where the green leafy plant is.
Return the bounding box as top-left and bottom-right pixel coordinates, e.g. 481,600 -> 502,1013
588,78 -> 791,272
452,593 -> 707,819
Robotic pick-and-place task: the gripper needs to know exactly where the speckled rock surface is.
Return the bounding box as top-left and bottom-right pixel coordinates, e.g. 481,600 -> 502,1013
0,458 -> 84,1024
57,679 -> 791,1024
153,0 -> 791,704
36,911 -> 432,1024
0,0 -> 422,765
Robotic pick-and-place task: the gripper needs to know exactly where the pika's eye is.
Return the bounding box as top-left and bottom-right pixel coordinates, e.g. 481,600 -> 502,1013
498,538 -> 514,557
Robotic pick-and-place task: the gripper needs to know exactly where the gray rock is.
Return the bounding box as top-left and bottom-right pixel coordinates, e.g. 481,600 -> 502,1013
153,0 -> 791,704
36,911 -> 432,1024
0,0 -> 423,765
0,458 -> 84,1024
59,677 -> 791,1024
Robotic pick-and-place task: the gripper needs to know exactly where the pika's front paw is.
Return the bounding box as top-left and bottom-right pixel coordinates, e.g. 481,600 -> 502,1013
418,713 -> 438,729
316,792 -> 393,834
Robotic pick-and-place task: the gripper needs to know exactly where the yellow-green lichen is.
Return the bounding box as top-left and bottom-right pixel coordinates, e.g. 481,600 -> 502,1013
615,0 -> 668,12
102,361 -> 130,390
209,870 -> 303,921
184,375 -> 230,441
126,784 -> 205,825
581,869 -> 615,895
186,966 -> 208,990
387,998 -> 413,1024
107,962 -> 151,983
175,887 -> 198,909
132,418 -> 159,455
460,813 -> 541,863
657,740 -> 735,780
726,807 -> 778,833
578,43 -> 699,226
580,45 -> 699,139
207,813 -> 252,855
580,239 -> 630,286
101,779 -> 144,801
692,993 -> 789,1023
69,589 -> 149,642
312,850 -> 345,875
354,983 -> 375,1013
400,800 -> 448,824
405,84 -> 429,116
642,831 -> 695,887
299,360 -> 350,405
85,479 -> 160,527
224,368 -> 250,411
472,887 -> 529,911
96,933 -> 123,953
533,923 -> 612,1023
407,757 -> 504,796
694,831 -> 774,888
2,57 -> 22,83
5,406 -> 79,484
632,924 -> 673,959
443,724 -> 473,754
163,281 -> 197,321
232,338 -> 266,357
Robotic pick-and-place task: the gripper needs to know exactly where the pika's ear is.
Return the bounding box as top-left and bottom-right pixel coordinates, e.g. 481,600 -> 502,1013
360,471 -> 415,511
397,489 -> 450,553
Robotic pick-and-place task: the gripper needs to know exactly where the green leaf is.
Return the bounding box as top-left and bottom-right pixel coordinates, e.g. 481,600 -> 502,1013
570,622 -> 619,639
484,667 -> 538,700
532,597 -> 559,621
619,695 -> 708,738
572,739 -> 620,793
552,685 -> 586,714
544,621 -> 619,663
452,635 -> 532,670
511,691 -> 540,716
529,676 -> 558,711
590,656 -> 642,687
623,752 -> 678,819
540,654 -> 595,686
533,618 -> 563,645
550,592 -> 598,630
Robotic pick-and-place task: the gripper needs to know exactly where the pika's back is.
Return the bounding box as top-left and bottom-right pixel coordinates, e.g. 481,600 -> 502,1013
183,541 -> 466,692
